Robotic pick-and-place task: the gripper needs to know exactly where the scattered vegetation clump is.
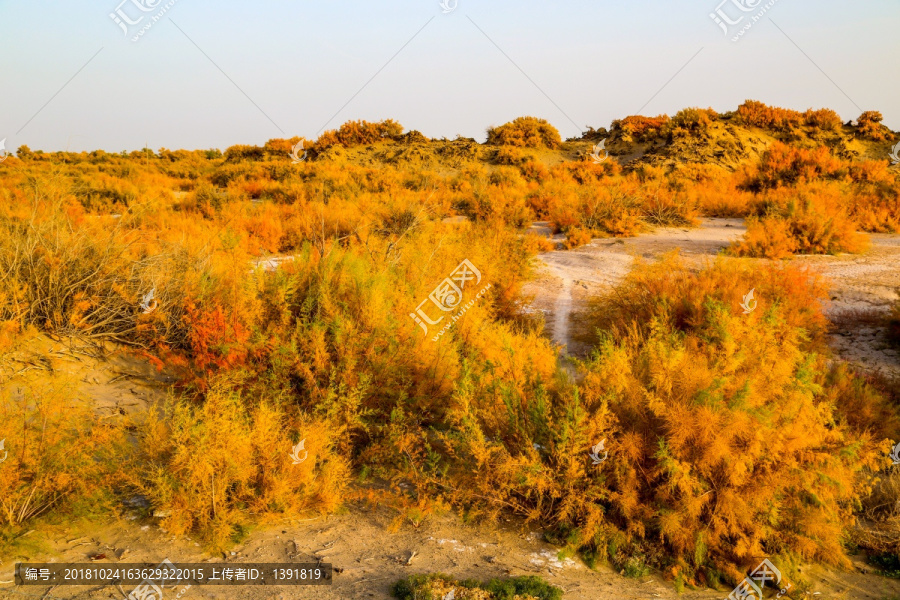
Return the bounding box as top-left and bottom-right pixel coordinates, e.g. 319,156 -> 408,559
486,117 -> 562,149
857,111 -> 894,141
730,192 -> 869,258
611,114 -> 670,142
726,141 -> 894,256
567,257 -> 885,580
313,119 -> 404,153
390,255 -> 894,583
734,100 -> 805,132
0,373 -> 126,531
804,108 -> 843,131
130,377 -> 350,549
664,107 -> 719,138
741,142 -> 847,190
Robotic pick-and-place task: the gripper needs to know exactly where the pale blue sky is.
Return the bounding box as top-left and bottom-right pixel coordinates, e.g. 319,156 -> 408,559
1,1 -> 897,152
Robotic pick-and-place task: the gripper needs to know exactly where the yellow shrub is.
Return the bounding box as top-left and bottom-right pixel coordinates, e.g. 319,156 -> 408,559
0,373 -> 126,530
486,117 -> 562,149
563,227 -> 592,249
131,377 -> 350,550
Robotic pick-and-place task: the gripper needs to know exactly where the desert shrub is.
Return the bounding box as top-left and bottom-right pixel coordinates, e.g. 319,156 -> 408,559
0,200 -> 201,349
223,144 -> 265,163
858,469 -> 900,554
742,142 -> 847,191
70,172 -> 139,211
563,227 -> 592,249
665,107 -> 718,138
573,257 -> 879,577
0,206 -> 142,343
804,108 -> 842,131
729,216 -> 799,259
522,232 -> 556,253
639,185 -> 699,227
577,255 -> 830,350
0,373 -> 126,529
730,187 -> 869,257
520,160 -> 550,183
394,256 -> 881,584
486,117 -> 562,149
576,187 -> 645,236
210,162 -> 254,187
493,145 -> 530,166
263,137 -> 304,157
611,114 -> 669,143
734,100 -> 804,132
313,119 -> 404,152
131,377 -> 350,550
821,363 -> 900,439
857,111 -> 894,142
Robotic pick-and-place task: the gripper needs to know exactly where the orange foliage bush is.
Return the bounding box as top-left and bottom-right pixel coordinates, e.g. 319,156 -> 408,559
735,100 -> 804,131
731,195 -> 869,259
569,257 -> 880,576
612,114 -> 669,142
563,227 -> 592,249
804,108 -> 842,131
742,142 -> 847,190
0,373 -> 126,528
313,119 -> 404,153
486,117 -> 562,149
665,107 -> 718,137
857,111 -> 894,141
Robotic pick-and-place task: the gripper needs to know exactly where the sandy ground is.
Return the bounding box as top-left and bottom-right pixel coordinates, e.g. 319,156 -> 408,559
4,504 -> 900,600
0,336 -> 177,418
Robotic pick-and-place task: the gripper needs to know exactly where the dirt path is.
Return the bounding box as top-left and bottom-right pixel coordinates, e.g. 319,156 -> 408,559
524,218 -> 900,378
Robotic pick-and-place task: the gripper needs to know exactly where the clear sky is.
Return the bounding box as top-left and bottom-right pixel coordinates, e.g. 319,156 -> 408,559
1,0 -> 897,152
